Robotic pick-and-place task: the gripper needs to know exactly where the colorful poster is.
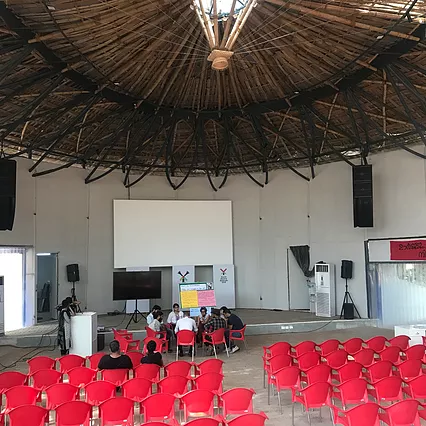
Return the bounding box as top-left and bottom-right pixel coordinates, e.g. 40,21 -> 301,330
198,290 -> 216,307
180,290 -> 199,309
390,240 -> 426,261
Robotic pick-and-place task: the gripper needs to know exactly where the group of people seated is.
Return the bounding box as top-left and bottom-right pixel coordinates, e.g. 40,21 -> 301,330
146,303 -> 244,356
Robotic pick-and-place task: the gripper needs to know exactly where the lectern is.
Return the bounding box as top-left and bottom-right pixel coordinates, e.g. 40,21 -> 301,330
70,312 -> 97,357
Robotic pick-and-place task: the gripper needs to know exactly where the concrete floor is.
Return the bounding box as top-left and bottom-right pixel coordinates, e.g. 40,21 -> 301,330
0,326 -> 394,426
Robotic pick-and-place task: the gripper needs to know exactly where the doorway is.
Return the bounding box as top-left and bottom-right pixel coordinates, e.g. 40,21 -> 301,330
36,253 -> 58,322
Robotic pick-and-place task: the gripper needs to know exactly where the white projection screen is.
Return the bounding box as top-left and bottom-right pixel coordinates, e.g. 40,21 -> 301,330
113,200 -> 233,268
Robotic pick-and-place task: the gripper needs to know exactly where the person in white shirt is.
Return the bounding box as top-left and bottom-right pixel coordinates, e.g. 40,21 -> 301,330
146,305 -> 161,325
148,311 -> 173,353
167,303 -> 184,327
175,311 -> 198,357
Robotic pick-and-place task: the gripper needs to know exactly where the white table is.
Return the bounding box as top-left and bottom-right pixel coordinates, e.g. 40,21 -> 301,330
70,312 -> 97,357
394,324 -> 426,346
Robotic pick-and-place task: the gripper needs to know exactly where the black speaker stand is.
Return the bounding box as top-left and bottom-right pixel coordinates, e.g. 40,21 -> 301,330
125,299 -> 147,329
339,278 -> 361,319
71,281 -> 82,313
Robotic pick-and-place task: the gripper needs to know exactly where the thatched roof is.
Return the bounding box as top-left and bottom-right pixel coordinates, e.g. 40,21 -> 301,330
0,0 -> 425,188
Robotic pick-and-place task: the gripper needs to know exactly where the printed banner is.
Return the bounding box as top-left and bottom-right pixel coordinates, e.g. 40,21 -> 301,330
180,288 -> 217,309
213,264 -> 235,308
390,240 -> 426,261
172,265 -> 195,308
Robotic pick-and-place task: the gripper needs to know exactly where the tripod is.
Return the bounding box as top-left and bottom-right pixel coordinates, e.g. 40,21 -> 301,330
71,281 -> 82,313
340,278 -> 361,319
125,299 -> 147,329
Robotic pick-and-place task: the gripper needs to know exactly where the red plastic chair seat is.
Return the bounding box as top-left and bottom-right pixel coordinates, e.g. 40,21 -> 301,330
141,393 -> 178,424
56,400 -> 92,426
226,412 -> 268,426
353,348 -> 376,367
304,364 -> 331,386
45,383 -> 79,410
8,405 -> 48,426
122,378 -> 152,402
317,339 -> 340,357
3,386 -> 39,414
0,371 -> 27,393
57,354 -> 86,373
292,341 -> 316,357
221,387 -> 255,417
195,359 -> 224,376
158,375 -> 189,397
334,362 -> 363,384
325,350 -> 348,369
295,351 -> 320,371
379,399 -> 420,426
87,353 -> 106,370
101,369 -> 129,387
332,402 -> 380,426
202,328 -> 229,358
364,361 -> 393,384
181,389 -> 215,421
165,360 -> 193,378
194,372 -> 224,394
368,376 -> 404,403
343,338 -> 364,356
389,335 -> 410,351
134,364 -> 161,382
99,397 -> 134,426
143,337 -> 165,354
333,378 -> 369,409
176,330 -> 196,361
68,367 -> 96,387
396,359 -> 422,381
31,369 -> 62,391
366,336 -> 388,353
84,380 -> 116,406
27,356 -> 56,374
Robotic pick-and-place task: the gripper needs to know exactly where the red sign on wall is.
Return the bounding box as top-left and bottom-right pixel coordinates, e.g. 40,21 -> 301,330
390,240 -> 426,261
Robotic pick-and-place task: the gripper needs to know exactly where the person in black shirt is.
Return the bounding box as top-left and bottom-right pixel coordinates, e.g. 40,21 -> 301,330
223,309 -> 244,354
141,340 -> 163,367
98,340 -> 133,370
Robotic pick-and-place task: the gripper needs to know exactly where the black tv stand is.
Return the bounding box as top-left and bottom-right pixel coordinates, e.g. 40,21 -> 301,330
125,299 -> 147,329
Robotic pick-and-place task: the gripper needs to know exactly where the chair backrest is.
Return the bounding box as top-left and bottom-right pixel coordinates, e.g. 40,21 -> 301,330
274,366 -> 301,391
181,389 -> 215,420
337,378 -> 368,405
84,380 -> 116,406
99,397 -> 134,426
177,330 -> 196,346
373,376 -> 403,402
196,359 -> 224,375
184,419 -> 220,426
366,361 -> 393,383
300,382 -> 331,408
5,386 -> 39,411
209,328 -> 226,344
122,378 -> 152,402
365,336 -> 387,353
27,356 -> 56,374
31,369 -> 62,390
318,339 -> 340,356
101,369 -> 129,386
389,335 -> 410,351
113,329 -> 133,340
56,401 -> 92,426
336,362 -> 363,383
353,348 -> 375,367
158,375 -> 189,395
165,360 -> 192,377
68,367 -> 96,387
268,354 -> 293,374
143,337 -> 164,354
57,354 -> 86,373
142,393 -> 177,422
227,412 -> 268,426
383,399 -> 420,426
263,342 -> 291,357
325,350 -> 348,369
405,344 -> 425,360
8,405 -> 48,426
230,325 -> 246,340
406,375 -> 426,399
125,351 -> 142,368
134,364 -> 161,381
0,371 -> 27,392
87,353 -> 106,370
194,372 -> 224,393
296,351 -> 321,371
221,388 -> 255,416
397,359 -> 422,381
343,338 -> 364,355
45,383 -> 79,410
380,346 -> 402,364
344,403 -> 380,426
293,341 -> 316,357
145,327 -> 159,339
305,364 -> 331,385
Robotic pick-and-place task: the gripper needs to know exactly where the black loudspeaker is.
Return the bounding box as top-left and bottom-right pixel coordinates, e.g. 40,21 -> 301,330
353,165 -> 373,227
341,260 -> 353,279
0,159 -> 17,231
66,264 -> 80,282
343,303 -> 355,320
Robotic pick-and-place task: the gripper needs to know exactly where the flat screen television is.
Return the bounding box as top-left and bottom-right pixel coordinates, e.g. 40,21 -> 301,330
113,271 -> 161,300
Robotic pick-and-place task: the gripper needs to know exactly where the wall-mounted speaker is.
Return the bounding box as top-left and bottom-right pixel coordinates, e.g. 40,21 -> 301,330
66,264 -> 80,282
341,260 -> 353,279
353,165 -> 373,228
0,160 -> 16,231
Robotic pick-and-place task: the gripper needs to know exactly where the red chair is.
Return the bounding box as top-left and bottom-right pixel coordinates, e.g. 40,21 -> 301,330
8,405 -> 48,426
194,372 -> 224,394
27,356 -> 56,374
181,389 -> 215,421
325,350 -> 348,369
403,375 -> 426,399
380,346 -> 402,364
134,364 -> 161,382
292,382 -> 332,425
293,341 -> 316,357
87,353 -> 106,370
317,339 -> 340,357
332,402 -> 380,426
226,412 -> 268,426
31,369 -> 62,391
395,359 -> 422,381
334,362 -> 363,384
56,400 -> 92,426
184,419 -> 220,426
45,383 -> 79,410
379,399 -> 420,426
221,387 -> 255,417
229,325 -> 248,350
141,393 -> 177,424
353,348 -> 376,367
57,354 -> 86,373
122,378 -> 152,402
266,353 -> 293,396
165,360 -> 193,378
113,328 -> 134,340
263,342 -> 292,358
116,335 -> 141,353
196,359 -> 224,376
3,386 -> 39,414
389,335 -> 410,351
158,375 -> 189,396
0,371 -> 27,392
364,360 -> 393,383
99,397 -> 134,426
295,351 -> 320,371
125,351 -> 142,368
176,330 -> 196,362
343,338 -> 364,355
366,336 -> 388,353
333,378 -> 369,409
68,367 -> 96,387
101,369 -> 129,387
143,337 -> 165,354
304,364 -> 331,386
402,344 -> 425,361
271,366 -> 300,411
84,380 -> 116,406
202,328 -> 229,358
145,327 -> 168,352
369,376 -> 403,403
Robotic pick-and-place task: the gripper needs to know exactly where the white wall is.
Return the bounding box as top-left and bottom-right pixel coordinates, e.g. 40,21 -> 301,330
1,146 -> 425,318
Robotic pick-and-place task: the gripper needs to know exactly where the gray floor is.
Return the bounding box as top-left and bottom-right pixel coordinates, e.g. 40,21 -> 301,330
0,326 -> 394,426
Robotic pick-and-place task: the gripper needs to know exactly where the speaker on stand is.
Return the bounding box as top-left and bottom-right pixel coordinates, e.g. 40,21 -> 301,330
339,260 -> 361,319
66,264 -> 82,313
0,159 -> 17,231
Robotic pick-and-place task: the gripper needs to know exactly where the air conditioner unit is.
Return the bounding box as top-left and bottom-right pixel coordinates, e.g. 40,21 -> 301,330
315,263 -> 336,317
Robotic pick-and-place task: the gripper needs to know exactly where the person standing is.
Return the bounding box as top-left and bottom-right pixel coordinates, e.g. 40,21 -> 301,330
98,340 -> 133,370
57,299 -> 73,355
223,308 -> 244,353
175,311 -> 198,357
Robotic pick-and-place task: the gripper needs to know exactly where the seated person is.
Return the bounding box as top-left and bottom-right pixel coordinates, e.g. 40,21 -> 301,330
196,306 -> 211,347
220,306 -> 228,320
98,340 -> 133,370
149,311 -> 173,353
141,340 -> 163,367
175,311 -> 198,357
223,308 -> 244,354
203,308 -> 227,355
146,305 -> 161,325
167,303 -> 184,335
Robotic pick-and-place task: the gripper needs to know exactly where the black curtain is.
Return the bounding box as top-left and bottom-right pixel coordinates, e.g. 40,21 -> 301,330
290,245 -> 314,277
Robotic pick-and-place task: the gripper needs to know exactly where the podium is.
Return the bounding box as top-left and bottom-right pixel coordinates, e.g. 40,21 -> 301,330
70,312 -> 97,357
